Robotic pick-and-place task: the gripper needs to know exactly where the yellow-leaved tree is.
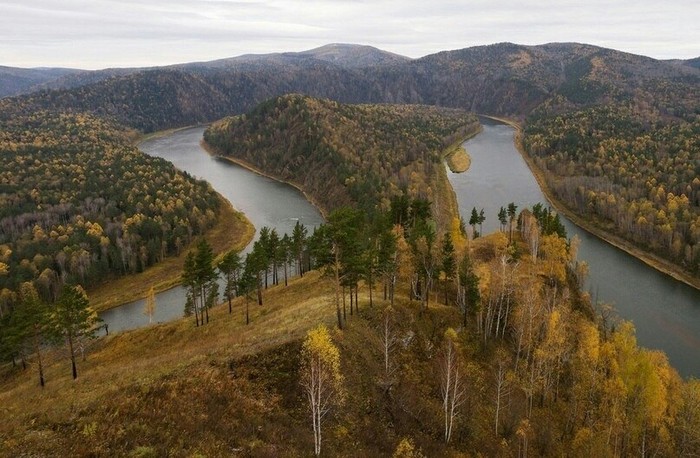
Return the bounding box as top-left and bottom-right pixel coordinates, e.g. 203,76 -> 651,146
300,325 -> 344,456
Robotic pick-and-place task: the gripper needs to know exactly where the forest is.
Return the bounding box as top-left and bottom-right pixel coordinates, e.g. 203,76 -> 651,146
3,190 -> 700,456
1,41 -> 699,455
204,94 -> 480,217
0,111 -> 222,303
524,105 -> 700,275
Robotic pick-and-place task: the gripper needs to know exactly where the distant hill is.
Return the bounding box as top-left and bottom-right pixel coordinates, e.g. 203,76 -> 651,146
188,43 -> 410,70
684,57 -> 700,69
3,42 -> 696,132
0,66 -> 81,98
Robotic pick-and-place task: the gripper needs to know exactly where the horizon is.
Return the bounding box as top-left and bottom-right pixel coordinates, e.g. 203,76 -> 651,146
1,0 -> 698,70
3,41 -> 698,72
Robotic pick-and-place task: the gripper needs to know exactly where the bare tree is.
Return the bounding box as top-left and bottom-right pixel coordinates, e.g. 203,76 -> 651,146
494,348 -> 512,435
440,328 -> 466,444
380,306 -> 398,388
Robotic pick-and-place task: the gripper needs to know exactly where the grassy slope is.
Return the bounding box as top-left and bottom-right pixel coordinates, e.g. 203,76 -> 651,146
0,271 -> 336,456
0,231 -> 510,457
87,194 -> 255,312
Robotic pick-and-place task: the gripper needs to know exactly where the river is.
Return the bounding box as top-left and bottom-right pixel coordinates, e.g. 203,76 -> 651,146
99,127 -> 323,334
447,118 -> 700,378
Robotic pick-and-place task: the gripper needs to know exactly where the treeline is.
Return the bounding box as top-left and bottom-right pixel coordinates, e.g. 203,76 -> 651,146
0,111 -> 222,302
524,105 -> 700,274
204,94 -> 480,215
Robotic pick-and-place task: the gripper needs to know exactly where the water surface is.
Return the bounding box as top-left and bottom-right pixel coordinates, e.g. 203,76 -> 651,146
99,127 -> 323,333
448,118 -> 700,378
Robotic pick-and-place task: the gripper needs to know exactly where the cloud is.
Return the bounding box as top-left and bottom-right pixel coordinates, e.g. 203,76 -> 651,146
0,0 -> 697,68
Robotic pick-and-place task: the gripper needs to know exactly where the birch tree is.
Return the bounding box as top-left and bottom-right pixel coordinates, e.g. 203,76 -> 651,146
300,325 -> 344,456
440,328 -> 466,444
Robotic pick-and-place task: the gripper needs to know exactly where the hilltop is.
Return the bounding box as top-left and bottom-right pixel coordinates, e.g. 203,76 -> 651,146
2,42 -> 697,131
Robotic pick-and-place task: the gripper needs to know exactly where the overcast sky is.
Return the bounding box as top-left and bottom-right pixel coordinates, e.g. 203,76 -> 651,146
2,0 -> 698,69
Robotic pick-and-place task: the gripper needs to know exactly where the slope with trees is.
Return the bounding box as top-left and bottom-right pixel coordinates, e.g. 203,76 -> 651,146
0,111 -> 229,301
204,94 -> 480,221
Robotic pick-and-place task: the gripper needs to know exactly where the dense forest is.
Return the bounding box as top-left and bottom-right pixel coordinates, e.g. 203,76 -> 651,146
3,43 -> 697,133
2,41 -> 700,455
524,103 -> 700,276
0,111 -> 222,302
204,95 -> 480,217
3,193 -> 700,456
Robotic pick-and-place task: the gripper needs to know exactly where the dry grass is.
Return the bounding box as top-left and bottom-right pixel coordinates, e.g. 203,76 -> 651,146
0,271 -> 338,454
88,195 -> 254,312
445,146 -> 471,173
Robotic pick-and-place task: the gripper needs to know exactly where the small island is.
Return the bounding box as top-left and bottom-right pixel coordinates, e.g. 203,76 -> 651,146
445,145 -> 471,173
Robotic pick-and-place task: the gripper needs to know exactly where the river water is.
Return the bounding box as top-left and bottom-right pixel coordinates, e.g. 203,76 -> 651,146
100,122 -> 699,378
99,127 -> 323,334
447,118 -> 700,378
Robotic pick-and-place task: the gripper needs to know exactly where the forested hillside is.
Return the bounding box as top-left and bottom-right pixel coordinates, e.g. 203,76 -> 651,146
4,42 -> 697,133
525,106 -> 700,275
3,198 -> 700,456
204,95 -> 480,217
0,111 -> 223,299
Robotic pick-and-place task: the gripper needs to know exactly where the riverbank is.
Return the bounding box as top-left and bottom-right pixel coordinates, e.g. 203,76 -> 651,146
88,192 -> 255,312
498,116 -> 700,292
202,140 -> 332,219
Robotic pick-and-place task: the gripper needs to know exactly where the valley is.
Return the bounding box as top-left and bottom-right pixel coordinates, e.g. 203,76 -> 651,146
1,41 -> 699,456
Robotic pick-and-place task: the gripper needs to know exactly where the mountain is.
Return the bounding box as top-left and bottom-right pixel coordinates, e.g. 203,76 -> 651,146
3,42 -> 696,131
184,43 -> 410,70
684,57 -> 700,69
295,43 -> 410,67
0,66 -> 81,98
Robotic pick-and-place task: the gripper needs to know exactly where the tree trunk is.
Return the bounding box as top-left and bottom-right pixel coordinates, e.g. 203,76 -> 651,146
368,270 -> 373,307
228,294 -> 232,314
355,286 -> 359,312
284,262 -> 288,286
343,285 -> 347,320
246,297 -> 250,325
68,332 -> 77,380
335,248 -> 343,330
34,326 -> 45,388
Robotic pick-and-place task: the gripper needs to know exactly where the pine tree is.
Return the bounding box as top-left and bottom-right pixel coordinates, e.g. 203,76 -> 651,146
218,250 -> 241,313
291,221 -> 308,277
50,285 -> 99,380
441,232 -> 456,305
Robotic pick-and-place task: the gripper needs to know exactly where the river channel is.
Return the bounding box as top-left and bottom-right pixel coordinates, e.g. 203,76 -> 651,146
101,122 -> 699,378
98,127 -> 323,334
447,118 -> 700,378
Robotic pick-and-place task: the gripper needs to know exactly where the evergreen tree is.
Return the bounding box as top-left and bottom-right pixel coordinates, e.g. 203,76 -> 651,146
218,250 -> 242,313
14,283 -> 49,387
507,202 -> 518,244
194,239 -> 218,324
469,207 -> 480,238
291,221 -> 308,277
441,233 -> 457,305
498,207 -> 508,233
50,285 -> 98,380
